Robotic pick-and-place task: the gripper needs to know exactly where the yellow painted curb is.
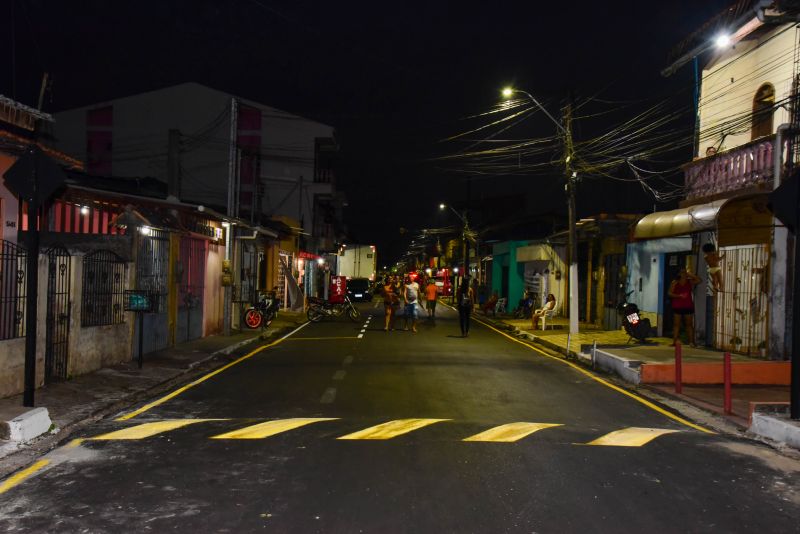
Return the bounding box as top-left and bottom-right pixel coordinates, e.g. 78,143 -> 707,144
116,322 -> 311,421
0,459 -> 50,495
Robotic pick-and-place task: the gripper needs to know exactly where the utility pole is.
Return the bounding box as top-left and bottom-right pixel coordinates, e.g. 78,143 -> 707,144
223,98 -> 238,337
462,210 -> 469,282
564,99 -> 579,334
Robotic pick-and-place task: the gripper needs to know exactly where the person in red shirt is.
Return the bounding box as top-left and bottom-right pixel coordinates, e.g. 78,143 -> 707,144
424,279 -> 439,319
668,268 -> 701,347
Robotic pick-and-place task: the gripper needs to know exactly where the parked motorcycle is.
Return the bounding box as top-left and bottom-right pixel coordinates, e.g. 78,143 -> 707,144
617,300 -> 651,343
513,297 -> 534,319
307,295 -> 361,323
243,290 -> 280,329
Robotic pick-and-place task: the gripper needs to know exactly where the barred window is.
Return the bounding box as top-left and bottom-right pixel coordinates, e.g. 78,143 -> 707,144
0,240 -> 27,340
82,251 -> 126,326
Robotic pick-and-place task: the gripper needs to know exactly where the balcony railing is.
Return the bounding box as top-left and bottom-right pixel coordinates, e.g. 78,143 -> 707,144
683,136 -> 780,201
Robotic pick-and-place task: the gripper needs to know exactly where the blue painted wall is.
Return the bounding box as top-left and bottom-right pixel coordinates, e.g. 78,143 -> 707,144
626,237 -> 691,313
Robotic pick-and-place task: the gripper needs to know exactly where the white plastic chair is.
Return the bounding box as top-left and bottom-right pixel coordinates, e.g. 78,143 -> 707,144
540,301 -> 558,330
495,298 -> 507,315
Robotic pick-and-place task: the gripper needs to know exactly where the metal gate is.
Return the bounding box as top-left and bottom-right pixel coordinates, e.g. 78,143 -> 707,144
176,237 -> 206,343
714,244 -> 770,355
45,245 -> 71,382
134,229 -> 170,358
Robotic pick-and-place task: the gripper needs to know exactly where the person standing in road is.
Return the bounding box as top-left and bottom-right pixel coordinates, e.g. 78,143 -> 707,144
382,276 -> 399,331
668,268 -> 701,347
458,276 -> 475,337
403,275 -> 421,333
424,278 -> 439,319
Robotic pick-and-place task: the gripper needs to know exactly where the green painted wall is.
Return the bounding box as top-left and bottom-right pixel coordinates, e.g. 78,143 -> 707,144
491,240 -> 529,305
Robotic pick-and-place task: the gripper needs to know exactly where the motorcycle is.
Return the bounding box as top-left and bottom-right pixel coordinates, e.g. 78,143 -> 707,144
243,290 -> 280,329
617,300 -> 651,343
513,297 -> 534,319
307,295 -> 361,323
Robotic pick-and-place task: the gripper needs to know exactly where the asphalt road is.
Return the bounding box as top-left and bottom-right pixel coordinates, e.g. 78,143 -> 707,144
1,302 -> 798,533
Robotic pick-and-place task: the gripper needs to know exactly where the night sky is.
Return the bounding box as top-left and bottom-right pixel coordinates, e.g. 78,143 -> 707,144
4,0 -> 733,263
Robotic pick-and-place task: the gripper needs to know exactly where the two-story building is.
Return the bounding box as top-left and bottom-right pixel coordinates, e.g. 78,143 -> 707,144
630,0 -> 796,359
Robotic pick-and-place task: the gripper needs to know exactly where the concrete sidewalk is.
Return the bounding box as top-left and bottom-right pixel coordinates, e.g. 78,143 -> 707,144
0,311 -> 306,470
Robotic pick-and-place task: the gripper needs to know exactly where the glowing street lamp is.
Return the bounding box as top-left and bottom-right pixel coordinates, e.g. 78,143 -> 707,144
715,34 -> 731,48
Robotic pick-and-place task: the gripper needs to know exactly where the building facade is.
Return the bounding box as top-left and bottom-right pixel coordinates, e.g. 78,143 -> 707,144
631,2 -> 797,358
51,82 -> 344,255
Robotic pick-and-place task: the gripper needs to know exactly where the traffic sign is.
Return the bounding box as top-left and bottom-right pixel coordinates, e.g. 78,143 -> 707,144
2,145 -> 67,203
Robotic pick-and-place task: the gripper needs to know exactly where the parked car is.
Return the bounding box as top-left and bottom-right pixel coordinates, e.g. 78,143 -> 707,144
346,278 -> 373,302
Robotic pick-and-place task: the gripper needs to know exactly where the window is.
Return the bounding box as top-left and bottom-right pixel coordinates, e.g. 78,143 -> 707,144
751,83 -> 775,140
0,240 -> 27,340
82,250 -> 126,326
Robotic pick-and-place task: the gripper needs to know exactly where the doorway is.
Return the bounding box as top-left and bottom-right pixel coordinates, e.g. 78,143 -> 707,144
662,251 -> 692,337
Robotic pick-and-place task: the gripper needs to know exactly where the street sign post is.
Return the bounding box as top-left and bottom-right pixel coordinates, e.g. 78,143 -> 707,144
125,290 -> 153,369
769,172 -> 800,419
2,146 -> 67,407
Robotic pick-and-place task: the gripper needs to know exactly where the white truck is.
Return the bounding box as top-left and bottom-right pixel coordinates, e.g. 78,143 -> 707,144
337,244 -> 377,281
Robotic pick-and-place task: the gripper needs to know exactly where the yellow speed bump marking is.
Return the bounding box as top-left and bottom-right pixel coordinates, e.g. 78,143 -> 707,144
585,427 -> 680,447
337,418 -> 450,440
463,422 -> 563,442
89,419 -> 219,440
455,308 -> 714,435
211,418 -> 339,439
0,459 -> 50,495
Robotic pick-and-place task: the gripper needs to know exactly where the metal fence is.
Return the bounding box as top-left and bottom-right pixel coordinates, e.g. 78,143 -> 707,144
0,239 -> 27,341
81,250 -> 127,327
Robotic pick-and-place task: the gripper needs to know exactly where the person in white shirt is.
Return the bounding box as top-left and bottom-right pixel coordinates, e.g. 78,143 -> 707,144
403,276 -> 421,333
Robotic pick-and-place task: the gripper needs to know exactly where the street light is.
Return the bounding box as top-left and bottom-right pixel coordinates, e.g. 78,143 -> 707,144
501,87 -> 566,135
715,34 -> 731,48
501,86 -> 579,334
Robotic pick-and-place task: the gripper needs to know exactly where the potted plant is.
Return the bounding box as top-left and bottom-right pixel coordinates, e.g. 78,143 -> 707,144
731,336 -> 742,352
757,340 -> 767,358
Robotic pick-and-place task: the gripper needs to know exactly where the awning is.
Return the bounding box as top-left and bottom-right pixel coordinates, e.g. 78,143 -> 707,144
634,201 -> 725,239
516,244 -> 553,263
633,194 -> 772,245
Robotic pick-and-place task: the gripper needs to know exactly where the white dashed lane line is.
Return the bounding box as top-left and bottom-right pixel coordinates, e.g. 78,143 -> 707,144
333,370 -> 346,381
343,356 -> 354,366
320,387 -> 337,404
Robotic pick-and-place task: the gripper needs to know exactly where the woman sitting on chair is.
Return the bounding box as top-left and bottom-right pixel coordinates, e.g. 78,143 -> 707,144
532,293 -> 556,329
482,291 -> 499,315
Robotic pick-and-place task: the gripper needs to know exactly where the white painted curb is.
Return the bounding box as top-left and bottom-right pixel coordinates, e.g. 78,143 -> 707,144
750,413 -> 800,450
1,407 -> 53,443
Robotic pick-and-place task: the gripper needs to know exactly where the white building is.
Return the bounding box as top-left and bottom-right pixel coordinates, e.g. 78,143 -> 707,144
52,82 -> 342,253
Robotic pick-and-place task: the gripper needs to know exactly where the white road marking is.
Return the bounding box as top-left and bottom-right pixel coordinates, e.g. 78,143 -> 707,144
357,333 -> 364,339
360,329 -> 366,333
343,356 -> 354,365
333,370 -> 346,381
320,387 -> 337,404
